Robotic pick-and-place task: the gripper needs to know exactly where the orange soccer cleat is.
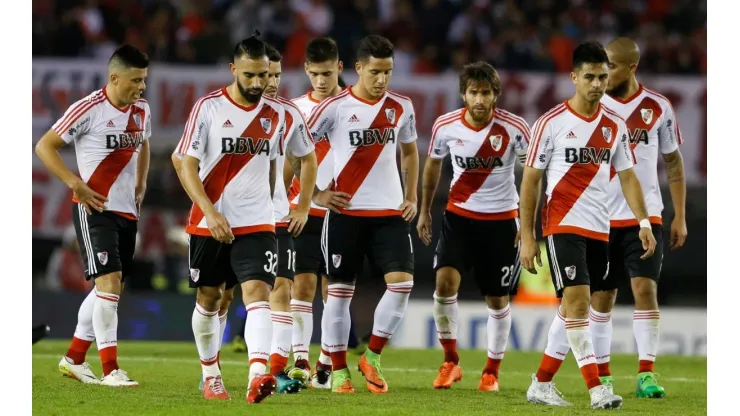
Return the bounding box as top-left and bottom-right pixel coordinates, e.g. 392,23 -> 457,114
246,374 -> 277,404
433,362 -> 463,389
203,376 -> 231,400
358,353 -> 388,394
477,373 -> 500,392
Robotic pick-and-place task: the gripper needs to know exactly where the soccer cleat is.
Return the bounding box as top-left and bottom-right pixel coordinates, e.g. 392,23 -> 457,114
590,384 -> 624,409
203,376 -> 231,400
287,362 -> 311,389
231,335 -> 247,353
432,362 -> 463,389
636,372 -> 666,398
246,374 -> 277,403
526,374 -> 572,406
276,372 -> 302,394
331,368 -> 355,393
100,369 -> 139,387
58,357 -> 101,384
358,352 -> 388,394
311,364 -> 332,389
600,375 -> 615,395
477,373 -> 499,392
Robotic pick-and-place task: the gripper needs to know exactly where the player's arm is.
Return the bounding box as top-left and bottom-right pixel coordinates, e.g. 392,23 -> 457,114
399,141 -> 420,222
282,112 -> 318,236
269,159 -> 277,199
135,139 -> 150,212
659,108 -> 687,249
417,118 -> 450,245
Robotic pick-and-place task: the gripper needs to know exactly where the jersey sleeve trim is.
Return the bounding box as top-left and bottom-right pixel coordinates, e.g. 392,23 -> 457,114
643,87 -> 684,145
177,90 -> 222,155
526,104 -> 566,167
52,92 -> 105,136
428,110 -> 462,156
495,109 -> 531,143
306,89 -> 349,129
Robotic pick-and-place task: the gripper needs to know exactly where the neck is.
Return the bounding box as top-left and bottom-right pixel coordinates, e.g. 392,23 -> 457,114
312,85 -> 342,101
568,95 -> 600,118
464,108 -> 493,127
619,77 -> 641,100
227,83 -> 257,107
104,85 -> 128,109
351,84 -> 381,102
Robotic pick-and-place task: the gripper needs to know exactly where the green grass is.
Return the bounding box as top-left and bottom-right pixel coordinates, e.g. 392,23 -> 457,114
33,340 -> 706,415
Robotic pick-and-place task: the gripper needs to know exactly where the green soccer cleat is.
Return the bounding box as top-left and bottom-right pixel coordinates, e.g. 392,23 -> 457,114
600,375 -> 615,395
287,366 -> 310,389
276,372 -> 302,394
331,368 -> 355,393
636,372 -> 666,398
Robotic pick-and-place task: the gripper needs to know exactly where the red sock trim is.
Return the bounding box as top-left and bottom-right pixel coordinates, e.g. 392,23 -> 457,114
66,337 -> 93,365
483,358 -> 501,377
597,362 -> 611,377
639,360 -> 654,373
439,339 -> 459,364
581,363 -> 601,389
270,354 -> 288,375
330,351 -> 347,371
100,346 -> 119,376
535,354 -> 563,382
368,335 -> 388,354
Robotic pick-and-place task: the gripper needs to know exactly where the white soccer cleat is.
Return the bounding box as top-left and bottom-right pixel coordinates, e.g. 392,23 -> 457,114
59,357 -> 101,384
526,374 -> 572,407
101,369 -> 139,387
310,369 -> 332,389
590,384 -> 623,409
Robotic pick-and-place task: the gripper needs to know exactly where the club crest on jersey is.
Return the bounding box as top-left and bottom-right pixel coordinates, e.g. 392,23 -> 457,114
489,134 -> 503,151
190,268 -> 200,282
641,108 -> 653,124
332,254 -> 342,268
97,252 -> 108,266
133,113 -> 143,130
385,108 -> 396,124
601,127 -> 612,143
260,117 -> 272,134
565,265 -> 576,281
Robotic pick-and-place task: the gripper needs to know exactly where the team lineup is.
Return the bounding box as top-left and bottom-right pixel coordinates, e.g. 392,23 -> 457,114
34,30 -> 687,410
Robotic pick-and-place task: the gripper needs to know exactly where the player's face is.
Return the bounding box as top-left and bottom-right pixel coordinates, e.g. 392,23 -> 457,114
230,55 -> 269,103
605,50 -> 635,97
356,57 -> 393,99
462,81 -> 497,122
112,67 -> 147,104
305,60 -> 343,96
264,61 -> 282,98
571,63 -> 609,104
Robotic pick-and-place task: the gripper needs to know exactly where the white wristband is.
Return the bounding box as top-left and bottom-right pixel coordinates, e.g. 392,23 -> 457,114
639,219 -> 651,229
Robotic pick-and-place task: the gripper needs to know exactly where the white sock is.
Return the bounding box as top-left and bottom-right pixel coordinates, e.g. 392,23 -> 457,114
544,307 -> 571,360
565,319 -> 597,368
192,304 -> 221,378
290,299 -> 313,363
433,291 -> 459,340
218,312 -> 228,351
73,288 -> 97,342
633,309 -> 660,365
371,282 -> 414,341
93,290 -> 119,351
487,304 -> 512,360
318,301 -> 332,366
270,311 -> 293,359
322,284 -> 354,355
245,301 -> 271,379
589,306 -> 612,366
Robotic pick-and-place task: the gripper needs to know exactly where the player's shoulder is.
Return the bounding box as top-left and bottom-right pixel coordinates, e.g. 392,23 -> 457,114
433,108 -> 463,126
641,85 -> 675,111
494,108 -> 530,133
386,89 -> 414,107
193,89 -> 225,113
533,102 -> 568,128
66,89 -> 106,114
601,104 -> 628,125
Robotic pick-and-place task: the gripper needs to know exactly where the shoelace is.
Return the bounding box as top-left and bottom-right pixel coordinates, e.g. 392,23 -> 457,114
547,383 -> 566,400
81,362 -> 92,371
113,369 -> 131,381
641,372 -> 660,385
438,364 -> 453,379
210,378 -> 226,394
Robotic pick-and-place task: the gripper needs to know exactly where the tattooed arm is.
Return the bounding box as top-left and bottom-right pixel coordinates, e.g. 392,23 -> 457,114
662,149 -> 687,249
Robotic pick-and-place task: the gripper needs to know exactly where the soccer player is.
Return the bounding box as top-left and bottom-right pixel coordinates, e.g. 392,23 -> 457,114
418,62 -> 530,392
284,37 -> 350,389
308,35 -> 419,394
587,37 -> 686,398
36,45 -> 150,387
173,34 -> 295,403
519,41 -> 656,409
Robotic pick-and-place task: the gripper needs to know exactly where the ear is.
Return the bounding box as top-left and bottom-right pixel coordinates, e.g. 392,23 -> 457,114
338,61 -> 344,73
629,63 -> 638,75
109,73 -> 118,85
304,62 -> 310,73
355,61 -> 361,74
229,62 -> 236,77
570,71 -> 578,85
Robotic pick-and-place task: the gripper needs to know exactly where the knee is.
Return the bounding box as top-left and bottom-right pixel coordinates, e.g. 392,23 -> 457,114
220,288 -> 235,311
435,268 -> 460,296
485,296 -> 509,310
272,278 -> 292,299
632,278 -> 657,302
95,272 -> 123,294
197,287 -> 223,311
291,274 -> 317,301
590,290 -> 617,313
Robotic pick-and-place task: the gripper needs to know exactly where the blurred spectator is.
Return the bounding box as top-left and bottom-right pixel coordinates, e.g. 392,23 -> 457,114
45,226 -> 91,293
162,227 -> 190,292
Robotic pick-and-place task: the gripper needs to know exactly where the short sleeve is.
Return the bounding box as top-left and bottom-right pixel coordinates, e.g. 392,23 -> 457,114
398,108 -> 418,144
144,107 -> 152,140
174,99 -> 211,160
428,117 -> 452,159
286,110 -> 315,158
612,121 -> 635,172
658,104 -> 682,154
510,119 -> 532,164
307,99 -> 336,144
525,116 -> 554,169
51,99 -> 96,143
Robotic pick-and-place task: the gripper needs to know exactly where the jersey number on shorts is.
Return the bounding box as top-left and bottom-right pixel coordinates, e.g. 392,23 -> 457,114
501,265 -> 515,287
286,249 -> 296,272
264,251 -> 278,275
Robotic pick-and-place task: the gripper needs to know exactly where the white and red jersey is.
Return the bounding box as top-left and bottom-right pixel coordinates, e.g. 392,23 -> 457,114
174,88 -> 284,237
602,85 -> 683,228
526,101 -> 635,241
428,108 -> 531,220
273,96 -> 315,227
52,88 -> 152,220
287,91 -> 335,217
307,87 -> 418,216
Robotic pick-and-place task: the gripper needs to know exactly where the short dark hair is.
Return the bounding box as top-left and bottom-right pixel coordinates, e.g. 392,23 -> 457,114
233,30 -> 266,62
459,61 -> 501,95
572,41 -> 609,70
109,45 -> 149,69
356,35 -> 393,61
265,44 -> 282,62
306,37 -> 339,63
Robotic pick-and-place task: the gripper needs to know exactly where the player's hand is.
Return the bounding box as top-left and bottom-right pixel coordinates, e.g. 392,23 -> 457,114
282,209 -> 309,237
71,179 -> 108,214
312,180 -> 351,213
135,184 -> 146,215
416,212 -> 432,246
399,200 -> 418,222
638,226 -> 657,259
670,216 -> 687,250
205,210 -> 234,244
520,235 -> 542,274
514,230 -> 521,248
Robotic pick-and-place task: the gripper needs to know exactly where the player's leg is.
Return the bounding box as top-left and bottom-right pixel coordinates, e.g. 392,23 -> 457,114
358,216 -> 415,394
291,216 -> 323,372
270,229 -> 303,393
430,212 -> 465,389
322,212 -> 363,393
189,235 -> 231,400
627,224 -> 665,398
197,285 -> 234,391
232,232 -> 279,403
59,286 -> 99,384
